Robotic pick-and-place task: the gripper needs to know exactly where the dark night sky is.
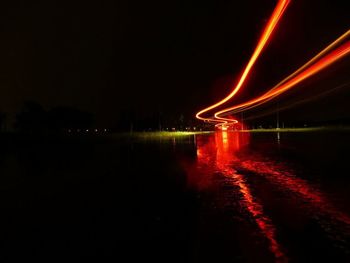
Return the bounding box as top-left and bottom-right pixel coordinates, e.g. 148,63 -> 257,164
0,0 -> 349,126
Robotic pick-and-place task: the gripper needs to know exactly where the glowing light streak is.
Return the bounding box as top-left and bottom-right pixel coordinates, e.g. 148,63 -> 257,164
243,81 -> 350,121
195,0 -> 290,124
227,31 -> 350,115
263,30 -> 350,95
215,40 -> 350,120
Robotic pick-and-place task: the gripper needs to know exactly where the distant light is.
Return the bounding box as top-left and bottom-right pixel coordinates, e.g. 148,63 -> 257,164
104,129 -> 107,132
95,129 -> 98,132
86,129 -> 89,132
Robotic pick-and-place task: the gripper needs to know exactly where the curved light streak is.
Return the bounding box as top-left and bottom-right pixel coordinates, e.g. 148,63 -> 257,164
195,0 -> 290,124
215,39 -> 350,121
215,30 -> 350,120
242,81 -> 350,121
264,30 -> 349,95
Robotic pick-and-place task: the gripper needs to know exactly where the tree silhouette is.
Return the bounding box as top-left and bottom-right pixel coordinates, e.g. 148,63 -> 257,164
15,101 -> 47,132
15,101 -> 94,133
47,107 -> 93,130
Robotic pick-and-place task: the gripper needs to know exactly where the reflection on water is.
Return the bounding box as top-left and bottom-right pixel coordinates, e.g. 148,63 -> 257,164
184,131 -> 350,262
1,133 -> 349,262
195,132 -> 286,262
241,159 -> 350,226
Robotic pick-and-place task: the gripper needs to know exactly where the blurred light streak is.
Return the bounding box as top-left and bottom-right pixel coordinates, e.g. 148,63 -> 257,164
219,30 -> 350,116
215,39 -> 350,120
243,81 -> 350,121
195,0 -> 290,125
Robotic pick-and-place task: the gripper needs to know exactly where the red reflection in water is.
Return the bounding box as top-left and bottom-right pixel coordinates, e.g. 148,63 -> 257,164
189,132 -> 249,190
228,172 -> 285,260
215,132 -> 286,262
187,131 -> 287,262
241,160 -> 350,226
188,132 -> 350,258
182,132 -> 350,261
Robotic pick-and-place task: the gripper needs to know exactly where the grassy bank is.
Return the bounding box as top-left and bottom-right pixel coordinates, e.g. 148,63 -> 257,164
107,127 -> 350,139
129,131 -> 213,138
106,131 -> 213,141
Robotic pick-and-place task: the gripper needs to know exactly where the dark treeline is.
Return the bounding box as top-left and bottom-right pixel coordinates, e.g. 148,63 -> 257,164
0,102 -> 206,134
14,101 -> 94,133
1,101 -> 349,134
5,101 -> 349,134
112,111 -> 205,132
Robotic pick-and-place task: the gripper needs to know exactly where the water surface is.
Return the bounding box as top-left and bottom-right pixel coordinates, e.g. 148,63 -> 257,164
0,132 -> 349,262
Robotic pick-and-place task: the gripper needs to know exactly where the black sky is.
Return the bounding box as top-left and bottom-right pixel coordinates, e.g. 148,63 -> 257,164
0,0 -> 349,126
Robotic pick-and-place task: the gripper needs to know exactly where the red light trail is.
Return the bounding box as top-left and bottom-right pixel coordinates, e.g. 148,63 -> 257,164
215,31 -> 350,122
195,0 -> 350,129
249,30 -> 350,110
195,0 -> 290,125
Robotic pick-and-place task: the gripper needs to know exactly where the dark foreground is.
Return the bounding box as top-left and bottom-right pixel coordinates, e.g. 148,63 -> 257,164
0,131 -> 350,262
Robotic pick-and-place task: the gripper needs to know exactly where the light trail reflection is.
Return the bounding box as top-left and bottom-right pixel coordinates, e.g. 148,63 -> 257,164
240,159 -> 350,233
216,132 -> 287,262
193,132 -> 287,262
184,132 -> 350,261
